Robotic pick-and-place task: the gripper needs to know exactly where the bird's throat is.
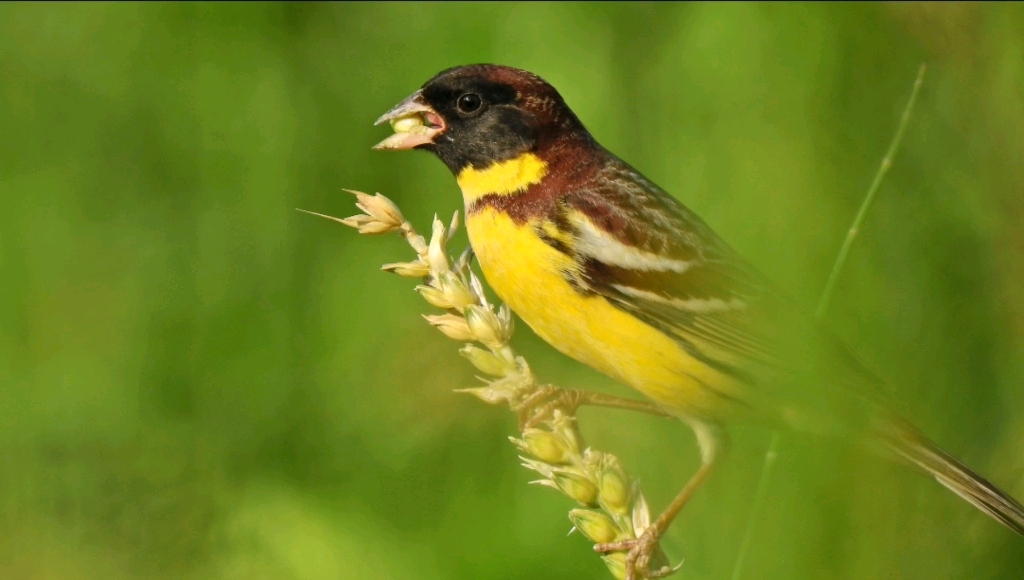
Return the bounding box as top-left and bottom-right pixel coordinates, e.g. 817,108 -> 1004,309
456,153 -> 548,204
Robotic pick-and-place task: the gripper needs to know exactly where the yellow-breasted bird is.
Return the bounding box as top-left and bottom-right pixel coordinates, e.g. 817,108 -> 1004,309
372,64 -> 1024,577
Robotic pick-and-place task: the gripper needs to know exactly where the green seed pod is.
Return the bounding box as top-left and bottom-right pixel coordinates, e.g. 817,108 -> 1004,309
568,509 -> 620,544
459,345 -> 513,377
549,411 -> 583,455
552,471 -> 599,506
598,456 -> 631,516
519,428 -> 572,464
600,552 -> 628,580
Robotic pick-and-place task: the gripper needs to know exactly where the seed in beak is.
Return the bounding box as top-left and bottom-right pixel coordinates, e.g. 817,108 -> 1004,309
391,114 -> 425,134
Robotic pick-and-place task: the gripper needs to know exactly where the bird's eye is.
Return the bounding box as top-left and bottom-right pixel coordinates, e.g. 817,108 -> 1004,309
456,93 -> 483,114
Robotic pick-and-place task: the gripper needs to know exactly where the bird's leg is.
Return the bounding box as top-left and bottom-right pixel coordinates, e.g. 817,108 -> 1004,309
515,384 -> 672,430
514,384 -> 561,428
595,420 -> 728,580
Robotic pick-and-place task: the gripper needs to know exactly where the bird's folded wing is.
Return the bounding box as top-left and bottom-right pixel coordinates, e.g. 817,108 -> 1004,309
559,164 -> 788,376
555,160 -> 893,419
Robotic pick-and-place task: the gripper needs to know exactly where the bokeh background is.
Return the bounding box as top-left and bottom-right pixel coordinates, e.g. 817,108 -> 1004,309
2,2 -> 1024,579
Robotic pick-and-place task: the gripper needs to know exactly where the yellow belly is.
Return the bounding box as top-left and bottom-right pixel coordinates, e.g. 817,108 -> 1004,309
465,207 -> 736,418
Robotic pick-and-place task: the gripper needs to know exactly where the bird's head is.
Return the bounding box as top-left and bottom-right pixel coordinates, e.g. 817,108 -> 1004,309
373,64 -> 589,176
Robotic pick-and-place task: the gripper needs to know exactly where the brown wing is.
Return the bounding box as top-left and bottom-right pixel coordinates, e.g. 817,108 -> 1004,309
554,155 -> 894,430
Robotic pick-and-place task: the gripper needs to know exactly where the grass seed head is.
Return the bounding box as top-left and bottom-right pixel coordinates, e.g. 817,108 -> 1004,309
465,304 -> 504,349
468,272 -> 489,307
416,285 -> 455,309
631,487 -> 651,537
447,211 -> 460,241
424,314 -> 475,341
437,271 -> 477,310
496,305 -> 514,342
428,215 -> 450,273
515,428 -> 573,464
519,456 -> 557,479
600,552 -> 628,580
345,189 -> 404,230
456,385 -> 515,405
340,213 -> 398,234
552,470 -> 599,506
597,455 -> 632,516
382,260 -> 431,278
568,509 -> 621,544
459,345 -> 514,377
330,189 -> 662,580
548,411 -> 583,456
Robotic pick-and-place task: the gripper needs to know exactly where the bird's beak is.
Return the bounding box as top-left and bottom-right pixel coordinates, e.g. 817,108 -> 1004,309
372,89 -> 446,150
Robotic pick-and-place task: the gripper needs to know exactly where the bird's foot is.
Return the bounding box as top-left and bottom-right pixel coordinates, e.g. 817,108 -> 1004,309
595,526 -> 682,580
515,386 -> 672,430
514,385 -> 582,430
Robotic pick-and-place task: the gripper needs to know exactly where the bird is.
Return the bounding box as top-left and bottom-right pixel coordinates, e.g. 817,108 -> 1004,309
371,64 -> 1024,578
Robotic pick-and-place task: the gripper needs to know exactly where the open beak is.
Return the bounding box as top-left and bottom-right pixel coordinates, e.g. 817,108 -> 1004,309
372,89 -> 446,150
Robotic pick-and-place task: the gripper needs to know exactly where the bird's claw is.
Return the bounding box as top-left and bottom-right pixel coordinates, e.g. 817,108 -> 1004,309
515,385 -> 582,429
595,527 -> 682,580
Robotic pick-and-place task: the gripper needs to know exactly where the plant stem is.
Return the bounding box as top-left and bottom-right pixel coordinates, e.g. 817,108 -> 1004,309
729,62 -> 927,580
815,64 -> 928,320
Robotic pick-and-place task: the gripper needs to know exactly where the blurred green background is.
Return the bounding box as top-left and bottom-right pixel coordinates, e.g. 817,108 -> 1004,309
2,2 -> 1024,579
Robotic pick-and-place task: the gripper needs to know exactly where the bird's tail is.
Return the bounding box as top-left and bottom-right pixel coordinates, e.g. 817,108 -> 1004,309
878,419 -> 1024,536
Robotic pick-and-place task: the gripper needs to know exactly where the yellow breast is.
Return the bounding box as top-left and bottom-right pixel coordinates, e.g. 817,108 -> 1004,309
464,207 -> 736,418
457,152 -> 549,202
